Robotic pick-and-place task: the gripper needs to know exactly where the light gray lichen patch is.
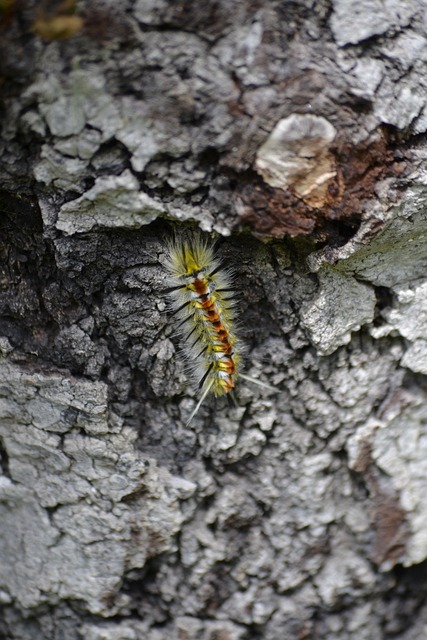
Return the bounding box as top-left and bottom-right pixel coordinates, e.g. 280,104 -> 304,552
313,542 -> 376,607
312,182 -> 427,376
56,171 -> 165,235
317,342 -> 402,417
0,482 -> 61,610
115,96 -> 192,173
27,63 -> 205,232
27,67 -> 121,143
401,340 -> 427,375
381,279 -> 427,374
347,58 -> 385,101
309,183 -> 427,288
0,357 -> 195,614
373,81 -> 425,129
330,0 -> 418,47
80,621 -> 140,640
299,267 -> 376,355
330,4 -> 426,130
34,145 -> 90,193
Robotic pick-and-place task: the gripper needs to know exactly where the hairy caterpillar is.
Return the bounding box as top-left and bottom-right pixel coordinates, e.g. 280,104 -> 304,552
163,232 -> 274,424
163,233 -> 242,424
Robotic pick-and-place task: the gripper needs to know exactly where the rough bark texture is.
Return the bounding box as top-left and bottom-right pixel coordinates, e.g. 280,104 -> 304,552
1,1 -> 427,638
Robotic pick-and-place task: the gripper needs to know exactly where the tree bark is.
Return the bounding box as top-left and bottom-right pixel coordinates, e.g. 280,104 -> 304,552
1,1 -> 427,638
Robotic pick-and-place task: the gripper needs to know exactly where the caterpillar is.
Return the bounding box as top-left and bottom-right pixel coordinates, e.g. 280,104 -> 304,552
163,232 -> 243,424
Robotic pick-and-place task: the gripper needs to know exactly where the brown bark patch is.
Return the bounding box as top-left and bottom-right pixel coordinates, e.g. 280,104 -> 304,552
371,491 -> 408,567
236,131 -> 403,244
352,438 -> 410,568
237,175 -> 319,237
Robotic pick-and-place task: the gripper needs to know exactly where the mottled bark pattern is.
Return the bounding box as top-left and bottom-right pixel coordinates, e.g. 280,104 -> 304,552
1,1 -> 427,638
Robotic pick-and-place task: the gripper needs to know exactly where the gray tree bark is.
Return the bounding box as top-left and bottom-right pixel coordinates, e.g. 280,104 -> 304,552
1,1 -> 427,638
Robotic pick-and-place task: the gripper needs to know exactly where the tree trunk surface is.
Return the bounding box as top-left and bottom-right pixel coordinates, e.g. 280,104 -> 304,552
1,1 -> 427,638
